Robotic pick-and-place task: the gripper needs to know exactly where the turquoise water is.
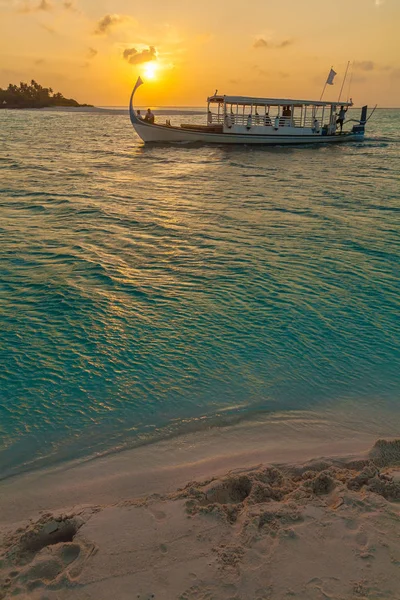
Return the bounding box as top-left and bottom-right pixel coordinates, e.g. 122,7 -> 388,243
0,108 -> 399,477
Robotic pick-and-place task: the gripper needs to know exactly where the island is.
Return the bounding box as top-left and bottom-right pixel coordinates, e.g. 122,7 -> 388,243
0,79 -> 92,109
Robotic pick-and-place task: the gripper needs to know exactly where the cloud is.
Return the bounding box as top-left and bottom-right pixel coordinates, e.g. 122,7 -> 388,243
375,0 -> 385,5
278,39 -> 292,48
87,47 -> 98,59
34,58 -> 46,65
17,0 -> 53,12
355,60 -> 375,71
254,38 -> 268,49
40,22 -> 56,33
254,65 -> 268,77
16,0 -> 79,12
94,14 -> 125,35
253,38 -> 293,49
123,46 -> 157,65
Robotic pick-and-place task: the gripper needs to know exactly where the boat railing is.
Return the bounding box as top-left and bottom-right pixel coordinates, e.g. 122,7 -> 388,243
208,113 -> 326,129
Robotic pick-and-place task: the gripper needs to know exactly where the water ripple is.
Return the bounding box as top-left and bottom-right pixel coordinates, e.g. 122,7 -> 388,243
0,108 -> 399,476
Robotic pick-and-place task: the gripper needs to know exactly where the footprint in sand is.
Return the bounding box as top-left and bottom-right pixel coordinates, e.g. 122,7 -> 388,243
147,507 -> 167,521
1,513 -> 96,598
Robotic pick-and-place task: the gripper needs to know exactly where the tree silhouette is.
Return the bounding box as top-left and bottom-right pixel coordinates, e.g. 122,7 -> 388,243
0,80 -> 91,108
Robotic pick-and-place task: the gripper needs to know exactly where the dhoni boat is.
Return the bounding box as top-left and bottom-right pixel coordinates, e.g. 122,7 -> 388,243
129,77 -> 368,146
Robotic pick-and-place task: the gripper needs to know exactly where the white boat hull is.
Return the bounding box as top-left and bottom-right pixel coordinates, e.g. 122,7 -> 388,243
131,120 -> 364,145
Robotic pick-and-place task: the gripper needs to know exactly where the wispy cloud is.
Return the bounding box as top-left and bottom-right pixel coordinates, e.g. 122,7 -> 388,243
375,0 -> 385,6
253,38 -> 293,49
87,47 -> 98,59
94,14 -> 126,35
253,38 -> 268,49
355,60 -> 375,71
15,0 -> 79,12
40,22 -> 56,33
17,0 -> 53,12
254,65 -> 268,77
123,46 -> 157,65
63,0 -> 76,9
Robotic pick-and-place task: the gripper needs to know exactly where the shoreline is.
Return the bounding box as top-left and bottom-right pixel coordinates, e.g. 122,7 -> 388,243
1,400 -> 399,487
1,402 -> 399,519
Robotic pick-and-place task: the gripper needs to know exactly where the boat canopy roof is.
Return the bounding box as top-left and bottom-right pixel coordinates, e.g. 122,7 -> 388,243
208,94 -> 352,107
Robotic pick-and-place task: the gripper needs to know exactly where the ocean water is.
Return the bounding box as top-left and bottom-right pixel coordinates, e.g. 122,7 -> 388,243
0,107 -> 399,478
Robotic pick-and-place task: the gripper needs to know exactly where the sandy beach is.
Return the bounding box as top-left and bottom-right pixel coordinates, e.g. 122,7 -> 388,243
1,411 -> 400,600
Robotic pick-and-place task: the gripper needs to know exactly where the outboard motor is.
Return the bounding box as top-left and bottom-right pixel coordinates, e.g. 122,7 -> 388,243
352,105 -> 368,135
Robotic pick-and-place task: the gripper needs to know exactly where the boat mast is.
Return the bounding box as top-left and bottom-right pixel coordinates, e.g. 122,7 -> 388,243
320,66 -> 333,101
338,61 -> 350,103
346,61 -> 354,103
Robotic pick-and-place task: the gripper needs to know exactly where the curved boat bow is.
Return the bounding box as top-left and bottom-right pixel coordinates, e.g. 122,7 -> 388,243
129,77 -> 144,127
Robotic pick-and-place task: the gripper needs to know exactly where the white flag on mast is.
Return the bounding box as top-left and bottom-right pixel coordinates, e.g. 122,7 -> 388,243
326,68 -> 337,85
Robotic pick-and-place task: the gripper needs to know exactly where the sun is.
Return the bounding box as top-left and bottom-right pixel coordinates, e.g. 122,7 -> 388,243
143,62 -> 158,80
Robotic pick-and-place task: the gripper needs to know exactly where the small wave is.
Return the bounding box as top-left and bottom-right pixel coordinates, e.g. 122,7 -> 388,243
354,141 -> 390,149
364,136 -> 400,144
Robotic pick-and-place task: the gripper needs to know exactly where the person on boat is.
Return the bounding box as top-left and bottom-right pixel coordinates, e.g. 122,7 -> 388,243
207,110 -> 213,125
144,108 -> 155,124
313,117 -> 320,133
336,105 -> 348,133
282,106 -> 292,126
246,114 -> 252,129
136,109 -> 143,120
264,112 -> 271,126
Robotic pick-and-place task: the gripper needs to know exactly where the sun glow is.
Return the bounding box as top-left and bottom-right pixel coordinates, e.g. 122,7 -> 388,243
143,62 -> 158,80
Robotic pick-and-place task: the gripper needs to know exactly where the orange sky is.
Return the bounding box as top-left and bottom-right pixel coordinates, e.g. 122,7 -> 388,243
0,0 -> 399,107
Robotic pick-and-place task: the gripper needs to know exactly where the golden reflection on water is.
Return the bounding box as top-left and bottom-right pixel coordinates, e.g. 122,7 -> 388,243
0,108 -> 399,476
